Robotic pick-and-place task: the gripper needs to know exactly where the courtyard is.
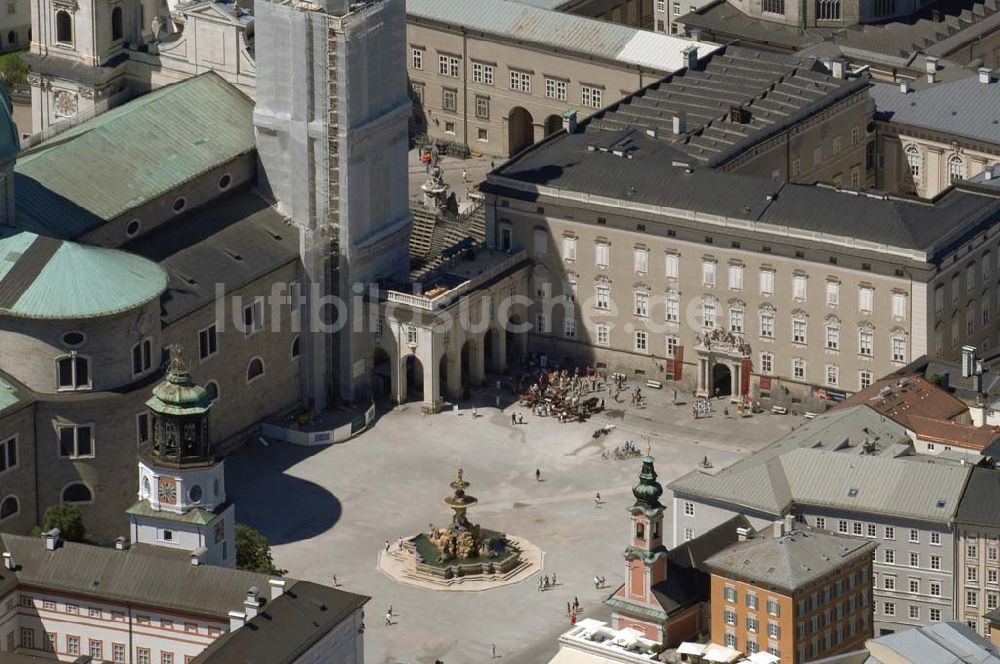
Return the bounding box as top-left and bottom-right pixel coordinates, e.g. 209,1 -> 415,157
226,383 -> 801,664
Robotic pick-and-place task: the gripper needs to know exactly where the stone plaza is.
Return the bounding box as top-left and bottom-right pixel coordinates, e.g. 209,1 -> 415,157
226,384 -> 799,664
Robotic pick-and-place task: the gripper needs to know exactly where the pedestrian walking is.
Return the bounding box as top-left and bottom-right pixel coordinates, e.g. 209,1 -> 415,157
519,413 -> 525,424
385,611 -> 392,626
388,604 -> 393,618
511,413 -> 517,425
601,576 -> 606,588
384,539 -> 390,552
538,577 -> 543,591
472,407 -> 478,418
566,602 -> 571,616
535,468 -> 541,482
594,492 -> 601,507
594,575 -> 601,590
462,169 -> 468,182
573,597 -> 580,612
331,574 -> 338,587
552,573 -> 557,586
496,395 -> 501,408
492,643 -> 497,659
490,160 -> 496,171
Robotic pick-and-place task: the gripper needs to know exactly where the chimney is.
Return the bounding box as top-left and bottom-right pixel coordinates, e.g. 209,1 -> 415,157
986,165 -> 995,181
562,110 -> 577,134
682,45 -> 699,71
269,579 -> 286,600
114,537 -> 127,551
672,113 -> 687,135
830,58 -> 848,79
2,552 -> 13,570
736,527 -> 750,542
44,529 -> 61,551
979,67 -> 993,84
962,345 -> 977,378
189,546 -> 207,566
244,587 -> 260,619
925,56 -> 938,84
228,610 -> 246,631
773,520 -> 784,538
784,513 -> 795,533
899,79 -> 911,94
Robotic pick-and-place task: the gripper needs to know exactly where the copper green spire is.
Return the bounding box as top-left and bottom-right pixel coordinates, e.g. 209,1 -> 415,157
146,345 -> 212,416
632,455 -> 664,510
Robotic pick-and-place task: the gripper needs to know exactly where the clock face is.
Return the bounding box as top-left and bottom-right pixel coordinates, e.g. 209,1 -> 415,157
54,91 -> 77,119
157,478 -> 177,505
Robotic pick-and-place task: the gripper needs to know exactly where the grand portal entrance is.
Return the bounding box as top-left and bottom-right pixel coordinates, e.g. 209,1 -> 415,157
695,329 -> 751,401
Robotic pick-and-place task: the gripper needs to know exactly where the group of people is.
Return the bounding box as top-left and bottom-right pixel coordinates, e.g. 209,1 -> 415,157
537,573 -> 558,591
691,397 -> 714,419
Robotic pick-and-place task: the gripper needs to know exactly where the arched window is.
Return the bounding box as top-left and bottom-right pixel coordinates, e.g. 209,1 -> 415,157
246,358 -> 264,383
905,145 -> 921,177
0,495 -> 18,520
948,155 -> 966,181
62,483 -> 92,503
291,336 -> 300,360
205,380 -> 219,402
56,353 -> 90,390
111,6 -> 123,40
55,10 -> 72,44
817,0 -> 841,19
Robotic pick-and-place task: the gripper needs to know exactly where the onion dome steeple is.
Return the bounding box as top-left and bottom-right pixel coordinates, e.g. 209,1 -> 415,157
145,345 -> 214,468
632,454 -> 664,511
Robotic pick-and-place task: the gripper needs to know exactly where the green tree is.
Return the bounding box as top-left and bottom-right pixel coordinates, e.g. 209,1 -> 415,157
235,524 -> 285,576
41,504 -> 86,542
0,51 -> 28,90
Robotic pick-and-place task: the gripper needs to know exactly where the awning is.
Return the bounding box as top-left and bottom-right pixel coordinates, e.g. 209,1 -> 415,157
677,642 -> 708,656
703,644 -> 744,663
546,646 -> 620,664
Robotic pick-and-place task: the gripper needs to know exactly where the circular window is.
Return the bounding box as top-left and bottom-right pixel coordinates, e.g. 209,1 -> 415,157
172,197 -> 186,213
188,484 -> 203,503
125,219 -> 141,237
218,174 -> 232,190
61,331 -> 85,347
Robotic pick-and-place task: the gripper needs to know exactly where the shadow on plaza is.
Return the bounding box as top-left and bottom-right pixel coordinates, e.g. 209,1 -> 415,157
225,439 -> 342,546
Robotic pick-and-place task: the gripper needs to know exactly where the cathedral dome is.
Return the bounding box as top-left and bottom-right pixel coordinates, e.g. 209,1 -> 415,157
632,455 -> 664,510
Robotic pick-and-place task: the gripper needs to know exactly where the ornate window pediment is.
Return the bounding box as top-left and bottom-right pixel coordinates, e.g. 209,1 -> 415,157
701,293 -> 719,304
858,320 -> 875,330
890,326 -> 908,336
665,288 -> 680,297
634,282 -> 650,291
52,0 -> 78,9
594,274 -> 611,284
791,308 -> 809,318
728,297 -> 747,308
759,302 -> 776,312
824,313 -> 841,323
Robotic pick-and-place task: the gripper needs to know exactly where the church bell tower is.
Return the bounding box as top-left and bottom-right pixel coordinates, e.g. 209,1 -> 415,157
127,346 -> 235,567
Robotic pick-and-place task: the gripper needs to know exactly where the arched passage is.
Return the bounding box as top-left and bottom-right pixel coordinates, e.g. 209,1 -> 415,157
484,329 -> 496,373
544,114 -> 562,137
372,347 -> 391,397
439,354 -> 449,400
405,355 -> 424,401
712,363 -> 732,398
460,341 -> 472,396
508,107 -> 534,155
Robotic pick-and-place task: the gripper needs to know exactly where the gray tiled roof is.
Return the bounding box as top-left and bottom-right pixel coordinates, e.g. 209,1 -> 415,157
871,78 -> 1000,145
193,581 -> 369,663
0,533 -> 278,618
956,467 -> 1000,528
125,189 -> 299,325
868,621 -> 1000,663
704,528 -> 876,592
406,0 -> 721,72
670,406 -> 973,522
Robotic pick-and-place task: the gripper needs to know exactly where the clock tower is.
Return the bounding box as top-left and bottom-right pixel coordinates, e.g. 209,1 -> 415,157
126,345 -> 235,567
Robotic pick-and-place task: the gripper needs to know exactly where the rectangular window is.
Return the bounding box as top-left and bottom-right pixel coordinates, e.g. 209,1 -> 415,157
884,549 -> 895,564
58,424 -> 93,459
728,264 -> 744,290
67,636 -> 80,656
535,314 -> 548,335
471,61 -> 494,85
0,436 -> 16,473
930,581 -> 941,596
860,371 -> 873,390
666,336 -> 678,358
759,269 -> 774,295
793,319 -> 807,344
198,324 -> 217,360
562,237 -> 577,261
793,275 -> 807,300
595,243 -> 609,268
438,54 -> 460,77
596,286 -> 610,310
563,317 -> 576,339
703,303 -> 717,329
634,292 -> 649,317
910,552 -> 919,567
57,354 -> 90,390
634,330 -> 648,353
892,292 -> 907,318
859,286 -> 874,312
545,77 -> 567,101
510,70 -> 532,93
665,253 -> 680,279
581,85 -> 603,108
730,309 -> 744,333
826,281 -> 840,306
859,330 -> 873,356
793,359 -> 806,380
596,324 -> 609,346
666,295 -> 679,323
634,248 -> 648,273
826,326 -> 839,350
826,365 -> 839,386
909,529 -> 919,543
131,338 -> 152,376
475,95 -> 489,120
90,640 -> 103,660
113,644 -> 126,663
411,48 -> 423,70
968,590 -> 979,607
442,88 -> 457,112
892,337 -> 906,363
760,313 -> 774,338
931,554 -> 941,570
930,608 -> 941,621
243,297 -> 264,336
760,352 -> 773,374
703,261 -> 716,286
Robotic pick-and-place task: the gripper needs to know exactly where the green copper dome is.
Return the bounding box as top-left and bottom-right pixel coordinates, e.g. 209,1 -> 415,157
632,455 -> 664,510
146,346 -> 212,416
